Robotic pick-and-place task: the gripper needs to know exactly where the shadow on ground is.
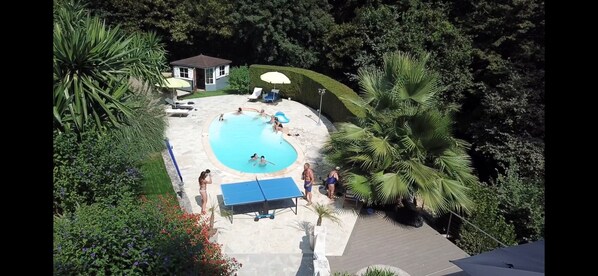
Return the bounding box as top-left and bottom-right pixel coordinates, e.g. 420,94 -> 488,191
215,195 -> 299,223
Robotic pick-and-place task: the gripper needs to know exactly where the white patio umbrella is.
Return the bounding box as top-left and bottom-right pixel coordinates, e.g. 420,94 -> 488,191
260,71 -> 291,89
156,77 -> 190,101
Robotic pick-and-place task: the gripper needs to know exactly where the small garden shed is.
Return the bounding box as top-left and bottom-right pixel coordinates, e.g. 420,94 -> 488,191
170,54 -> 232,92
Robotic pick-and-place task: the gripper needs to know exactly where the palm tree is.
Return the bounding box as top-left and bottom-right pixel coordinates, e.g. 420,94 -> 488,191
310,203 -> 342,226
53,0 -> 166,134
324,51 -> 477,214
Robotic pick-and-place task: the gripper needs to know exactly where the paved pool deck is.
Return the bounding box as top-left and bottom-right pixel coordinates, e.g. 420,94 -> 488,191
164,94 -> 359,275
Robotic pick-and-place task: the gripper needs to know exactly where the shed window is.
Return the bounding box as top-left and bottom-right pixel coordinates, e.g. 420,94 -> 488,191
206,68 -> 214,84
180,68 -> 189,78
219,65 -> 226,76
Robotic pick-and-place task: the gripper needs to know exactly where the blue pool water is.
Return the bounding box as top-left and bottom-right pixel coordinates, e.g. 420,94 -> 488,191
209,112 -> 298,173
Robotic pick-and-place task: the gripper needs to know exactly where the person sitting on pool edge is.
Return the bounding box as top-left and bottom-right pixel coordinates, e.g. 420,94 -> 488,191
277,122 -> 284,132
254,155 -> 275,166
272,117 -> 280,131
219,113 -> 224,121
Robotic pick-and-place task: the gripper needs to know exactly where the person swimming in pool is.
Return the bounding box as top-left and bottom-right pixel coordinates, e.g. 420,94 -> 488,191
259,109 -> 267,117
254,155 -> 275,166
236,107 -> 243,114
249,153 -> 259,162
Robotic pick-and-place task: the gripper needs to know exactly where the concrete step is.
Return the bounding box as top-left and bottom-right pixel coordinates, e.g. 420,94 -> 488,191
228,253 -> 314,276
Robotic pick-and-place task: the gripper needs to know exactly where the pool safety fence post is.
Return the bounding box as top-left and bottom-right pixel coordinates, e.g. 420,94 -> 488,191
165,139 -> 184,183
317,88 -> 326,125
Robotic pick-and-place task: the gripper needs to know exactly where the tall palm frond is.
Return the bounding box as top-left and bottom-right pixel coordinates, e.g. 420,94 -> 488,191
53,1 -> 166,134
344,173 -> 374,204
324,50 -> 478,214
373,172 -> 410,204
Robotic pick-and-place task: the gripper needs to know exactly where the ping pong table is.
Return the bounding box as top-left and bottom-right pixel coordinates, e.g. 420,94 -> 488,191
221,176 -> 303,222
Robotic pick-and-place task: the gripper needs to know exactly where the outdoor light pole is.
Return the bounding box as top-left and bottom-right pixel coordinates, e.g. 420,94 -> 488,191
317,88 -> 326,125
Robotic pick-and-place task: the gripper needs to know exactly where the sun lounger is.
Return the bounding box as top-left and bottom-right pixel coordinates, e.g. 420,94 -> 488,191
264,89 -> 280,103
165,108 -> 191,117
248,87 -> 263,101
342,189 -> 361,208
165,98 -> 194,110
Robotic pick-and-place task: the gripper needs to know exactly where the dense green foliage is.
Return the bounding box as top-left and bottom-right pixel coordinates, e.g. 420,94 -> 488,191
228,66 -> 251,93
53,129 -> 142,214
250,65 -> 365,122
230,0 -> 335,68
324,1 -> 474,110
496,163 -> 545,243
54,196 -> 241,275
456,183 -> 517,255
323,52 -> 477,213
85,0 -> 234,47
448,0 -> 545,181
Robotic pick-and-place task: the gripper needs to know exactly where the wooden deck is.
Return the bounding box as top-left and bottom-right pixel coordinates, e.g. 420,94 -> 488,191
328,209 -> 469,276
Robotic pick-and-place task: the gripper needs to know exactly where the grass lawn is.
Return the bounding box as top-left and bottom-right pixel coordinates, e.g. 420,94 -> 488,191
180,87 -> 248,99
140,152 -> 177,200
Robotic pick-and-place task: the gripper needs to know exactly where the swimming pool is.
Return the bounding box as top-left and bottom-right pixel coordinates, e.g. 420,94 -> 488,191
208,111 -> 298,173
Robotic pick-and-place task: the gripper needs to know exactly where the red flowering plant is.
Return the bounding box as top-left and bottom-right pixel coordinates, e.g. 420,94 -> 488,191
144,195 -> 241,275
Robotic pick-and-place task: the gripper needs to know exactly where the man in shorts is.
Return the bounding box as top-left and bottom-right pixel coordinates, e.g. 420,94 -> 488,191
302,163 -> 314,206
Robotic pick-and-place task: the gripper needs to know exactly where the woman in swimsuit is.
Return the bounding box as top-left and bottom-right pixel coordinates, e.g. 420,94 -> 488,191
326,166 -> 340,200
198,170 -> 212,214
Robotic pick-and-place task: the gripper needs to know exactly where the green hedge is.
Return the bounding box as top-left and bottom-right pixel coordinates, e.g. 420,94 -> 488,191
249,65 -> 365,123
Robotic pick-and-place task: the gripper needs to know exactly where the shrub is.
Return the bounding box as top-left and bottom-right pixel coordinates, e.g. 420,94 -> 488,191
456,183 -> 517,255
53,129 -> 143,215
228,65 -> 251,93
54,195 -> 241,275
362,267 -> 398,276
496,163 -> 545,243
249,64 -> 365,123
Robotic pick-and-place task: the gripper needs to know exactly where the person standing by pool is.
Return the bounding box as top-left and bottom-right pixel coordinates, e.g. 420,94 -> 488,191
198,170 -> 212,215
302,163 -> 314,206
326,166 -> 340,201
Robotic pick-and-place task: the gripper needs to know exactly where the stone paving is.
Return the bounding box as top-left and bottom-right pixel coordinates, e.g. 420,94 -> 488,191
163,94 -> 359,275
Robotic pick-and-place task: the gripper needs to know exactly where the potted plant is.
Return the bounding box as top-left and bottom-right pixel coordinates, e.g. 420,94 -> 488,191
309,203 -> 342,249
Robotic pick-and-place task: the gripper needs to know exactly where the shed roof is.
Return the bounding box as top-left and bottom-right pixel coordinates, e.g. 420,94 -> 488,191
170,54 -> 231,69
